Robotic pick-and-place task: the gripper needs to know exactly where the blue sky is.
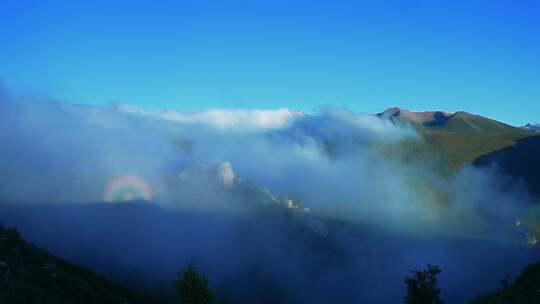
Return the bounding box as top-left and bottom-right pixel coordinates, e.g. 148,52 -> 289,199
0,0 -> 539,125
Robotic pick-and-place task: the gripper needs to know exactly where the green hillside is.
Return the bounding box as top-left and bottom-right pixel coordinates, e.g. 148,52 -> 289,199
423,132 -> 529,171
428,111 -> 524,134
378,108 -> 532,171
0,223 -> 161,304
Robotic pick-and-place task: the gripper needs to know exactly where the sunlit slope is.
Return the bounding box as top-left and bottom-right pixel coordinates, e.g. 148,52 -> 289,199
428,111 -> 524,134
378,108 -> 531,171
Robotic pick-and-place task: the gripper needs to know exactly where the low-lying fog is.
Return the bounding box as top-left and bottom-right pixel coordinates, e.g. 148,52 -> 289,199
0,87 -> 538,303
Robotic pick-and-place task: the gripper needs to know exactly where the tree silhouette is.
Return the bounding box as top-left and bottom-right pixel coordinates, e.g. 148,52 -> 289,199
173,263 -> 213,304
404,264 -> 443,304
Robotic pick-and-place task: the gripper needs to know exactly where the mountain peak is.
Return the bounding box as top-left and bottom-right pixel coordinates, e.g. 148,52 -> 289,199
174,162 -> 236,189
214,162 -> 235,188
379,107 -> 403,117
377,107 -> 524,133
378,107 -> 451,125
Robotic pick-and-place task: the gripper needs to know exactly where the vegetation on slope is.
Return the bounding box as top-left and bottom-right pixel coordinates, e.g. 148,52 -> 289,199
377,108 -> 532,173
424,132 -> 529,171
427,111 -> 524,134
471,262 -> 540,304
404,264 -> 444,304
0,223 -> 160,304
173,263 -> 214,304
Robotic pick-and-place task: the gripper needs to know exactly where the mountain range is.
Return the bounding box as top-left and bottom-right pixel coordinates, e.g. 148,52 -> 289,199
378,108 -> 539,194
1,100 -> 540,304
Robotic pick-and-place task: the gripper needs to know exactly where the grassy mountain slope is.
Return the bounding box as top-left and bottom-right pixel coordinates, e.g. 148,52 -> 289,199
0,223 -> 161,304
429,111 -> 523,134
378,108 -> 532,171
380,107 -> 525,134
424,132 -> 528,171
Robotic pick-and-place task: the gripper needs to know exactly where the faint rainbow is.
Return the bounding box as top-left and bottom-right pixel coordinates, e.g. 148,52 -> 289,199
103,175 -> 153,202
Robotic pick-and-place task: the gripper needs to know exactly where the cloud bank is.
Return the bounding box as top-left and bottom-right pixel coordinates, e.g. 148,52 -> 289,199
116,104 -> 303,132
0,87 -> 537,303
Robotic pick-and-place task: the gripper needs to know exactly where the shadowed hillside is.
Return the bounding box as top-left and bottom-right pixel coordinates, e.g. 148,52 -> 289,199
0,223 -> 163,304
474,135 -> 540,200
471,262 -> 540,304
0,202 -> 537,304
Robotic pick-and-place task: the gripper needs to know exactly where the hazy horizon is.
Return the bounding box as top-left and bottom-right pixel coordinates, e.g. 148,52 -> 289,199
1,0 -> 539,125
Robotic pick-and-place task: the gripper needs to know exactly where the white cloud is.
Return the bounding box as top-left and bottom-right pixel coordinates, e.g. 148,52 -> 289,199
115,104 -> 304,132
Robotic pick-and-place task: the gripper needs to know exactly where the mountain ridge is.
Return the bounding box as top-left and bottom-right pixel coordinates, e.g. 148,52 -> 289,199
377,107 -> 526,133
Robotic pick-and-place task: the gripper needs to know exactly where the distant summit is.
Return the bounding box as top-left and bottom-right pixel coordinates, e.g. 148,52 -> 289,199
378,107 -> 524,134
378,107 -> 451,127
377,107 -> 531,172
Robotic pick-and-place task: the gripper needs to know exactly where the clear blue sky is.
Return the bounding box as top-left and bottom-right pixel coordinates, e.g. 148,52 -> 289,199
0,0 -> 539,125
